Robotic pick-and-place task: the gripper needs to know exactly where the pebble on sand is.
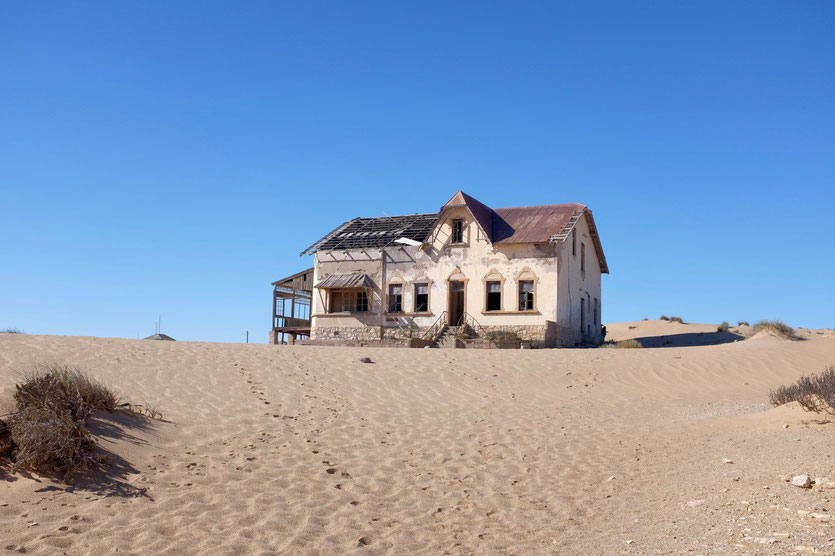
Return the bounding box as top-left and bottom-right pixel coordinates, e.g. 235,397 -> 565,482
791,474 -> 812,488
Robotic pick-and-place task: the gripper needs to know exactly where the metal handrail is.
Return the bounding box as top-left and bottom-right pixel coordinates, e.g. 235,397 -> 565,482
456,312 -> 486,338
421,310 -> 448,341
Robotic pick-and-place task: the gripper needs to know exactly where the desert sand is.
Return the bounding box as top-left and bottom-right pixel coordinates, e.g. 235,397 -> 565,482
1,321 -> 834,555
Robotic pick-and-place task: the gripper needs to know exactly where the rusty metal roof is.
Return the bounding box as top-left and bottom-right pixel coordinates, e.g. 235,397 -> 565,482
491,203 -> 584,244
314,272 -> 375,289
300,191 -> 608,273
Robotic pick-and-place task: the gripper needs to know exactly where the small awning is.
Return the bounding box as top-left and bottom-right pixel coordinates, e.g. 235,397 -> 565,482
314,272 -> 375,289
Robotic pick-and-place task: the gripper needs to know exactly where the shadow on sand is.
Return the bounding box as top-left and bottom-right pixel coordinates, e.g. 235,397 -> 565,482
2,410 -> 159,499
631,330 -> 746,348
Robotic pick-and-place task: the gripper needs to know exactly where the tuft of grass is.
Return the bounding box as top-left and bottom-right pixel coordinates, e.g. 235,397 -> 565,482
717,321 -> 730,333
752,320 -> 798,340
660,315 -> 669,321
602,339 -> 643,349
484,331 -> 519,341
769,365 -> 835,414
0,329 -> 23,334
668,316 -> 684,324
737,321 -> 750,327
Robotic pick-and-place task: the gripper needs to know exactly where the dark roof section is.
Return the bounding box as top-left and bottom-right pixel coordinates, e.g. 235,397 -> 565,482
144,333 -> 175,341
300,213 -> 437,255
443,190 -> 493,240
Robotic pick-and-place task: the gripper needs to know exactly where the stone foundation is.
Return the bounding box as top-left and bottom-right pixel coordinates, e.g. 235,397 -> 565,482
312,326 -> 382,342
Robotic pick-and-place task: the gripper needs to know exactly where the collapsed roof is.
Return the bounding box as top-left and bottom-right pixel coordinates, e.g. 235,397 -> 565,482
301,191 -> 608,273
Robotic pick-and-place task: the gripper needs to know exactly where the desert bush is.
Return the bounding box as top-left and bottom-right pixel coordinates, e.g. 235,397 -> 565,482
717,322 -> 730,332
602,339 -> 643,349
737,321 -> 750,327
769,365 -> 835,414
0,329 -> 22,334
7,406 -> 99,478
752,320 -> 797,340
660,315 -> 669,321
15,364 -> 120,422
668,316 -> 684,323
0,364 -> 147,480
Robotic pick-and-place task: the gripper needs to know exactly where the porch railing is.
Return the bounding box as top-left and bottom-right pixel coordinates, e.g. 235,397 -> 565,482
422,310 -> 448,342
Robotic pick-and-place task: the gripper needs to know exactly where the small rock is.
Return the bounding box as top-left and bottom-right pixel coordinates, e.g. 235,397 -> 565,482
791,474 -> 812,488
782,474 -> 792,482
358,536 -> 371,546
771,532 -> 791,539
722,458 -> 734,464
359,357 -> 373,364
607,476 -> 616,481
783,424 -> 790,429
687,500 -> 705,507
625,539 -> 633,544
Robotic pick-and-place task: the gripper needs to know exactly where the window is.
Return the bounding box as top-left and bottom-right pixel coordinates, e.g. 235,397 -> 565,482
594,297 -> 599,327
486,281 -> 502,311
581,243 -> 586,273
572,229 -> 576,256
580,297 -> 586,331
414,283 -> 429,313
328,289 -> 369,313
388,284 -> 402,313
518,280 -> 534,311
451,219 -> 464,243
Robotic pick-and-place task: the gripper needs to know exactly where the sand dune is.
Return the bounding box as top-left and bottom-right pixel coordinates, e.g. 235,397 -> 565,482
1,325 -> 834,554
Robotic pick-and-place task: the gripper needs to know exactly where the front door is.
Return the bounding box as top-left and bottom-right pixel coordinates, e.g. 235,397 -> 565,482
448,281 -> 465,325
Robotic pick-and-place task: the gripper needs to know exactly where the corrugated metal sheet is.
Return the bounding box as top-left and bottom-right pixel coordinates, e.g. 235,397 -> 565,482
314,273 -> 375,289
492,203 -> 584,244
301,214 -> 437,255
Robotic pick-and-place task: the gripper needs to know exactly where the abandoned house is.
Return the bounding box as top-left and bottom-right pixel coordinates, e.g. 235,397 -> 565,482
271,191 -> 608,348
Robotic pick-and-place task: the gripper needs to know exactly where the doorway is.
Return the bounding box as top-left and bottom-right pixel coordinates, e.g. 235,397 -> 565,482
448,281 -> 465,325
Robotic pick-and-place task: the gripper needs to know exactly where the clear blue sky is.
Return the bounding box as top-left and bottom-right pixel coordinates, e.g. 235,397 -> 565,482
2,1 -> 833,342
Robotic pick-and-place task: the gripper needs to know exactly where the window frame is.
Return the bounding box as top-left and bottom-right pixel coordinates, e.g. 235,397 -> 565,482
414,282 -> 430,314
451,218 -> 465,244
327,288 -> 370,314
518,280 -> 535,312
485,280 -> 502,312
581,242 -> 586,273
387,283 -> 403,314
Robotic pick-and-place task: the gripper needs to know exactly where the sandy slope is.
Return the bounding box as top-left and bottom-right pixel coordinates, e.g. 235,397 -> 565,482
0,323 -> 834,555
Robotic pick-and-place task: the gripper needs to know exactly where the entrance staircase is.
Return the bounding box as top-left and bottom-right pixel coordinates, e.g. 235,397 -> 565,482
432,326 -> 460,349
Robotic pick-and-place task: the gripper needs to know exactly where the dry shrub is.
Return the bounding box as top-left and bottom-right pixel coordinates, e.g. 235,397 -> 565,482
717,321 -> 730,332
752,320 -> 797,340
7,406 -> 98,478
602,339 -> 643,349
668,316 -> 684,323
660,315 -> 669,321
0,364 -> 129,480
1,329 -> 23,334
15,364 -> 120,422
769,365 -> 835,414
737,321 -> 750,327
